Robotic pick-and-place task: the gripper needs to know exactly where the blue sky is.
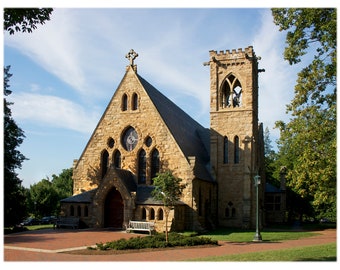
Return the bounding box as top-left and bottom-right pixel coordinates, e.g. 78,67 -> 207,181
3,5 -> 310,188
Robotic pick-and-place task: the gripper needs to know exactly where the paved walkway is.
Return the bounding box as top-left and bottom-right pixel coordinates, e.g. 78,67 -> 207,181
3,228 -> 336,261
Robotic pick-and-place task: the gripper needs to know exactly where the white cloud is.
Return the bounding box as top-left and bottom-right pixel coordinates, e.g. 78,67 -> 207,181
4,9 -> 108,99
9,92 -> 100,134
253,10 -> 297,141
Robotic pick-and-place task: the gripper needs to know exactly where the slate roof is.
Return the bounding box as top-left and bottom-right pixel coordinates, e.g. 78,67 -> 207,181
136,185 -> 185,205
60,188 -> 97,203
265,183 -> 283,193
137,74 -> 213,182
115,168 -> 137,192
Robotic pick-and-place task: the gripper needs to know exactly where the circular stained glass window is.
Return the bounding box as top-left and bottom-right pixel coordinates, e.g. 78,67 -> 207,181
122,127 -> 138,151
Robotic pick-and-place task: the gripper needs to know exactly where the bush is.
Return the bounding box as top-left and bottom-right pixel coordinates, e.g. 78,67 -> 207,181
94,232 -> 218,250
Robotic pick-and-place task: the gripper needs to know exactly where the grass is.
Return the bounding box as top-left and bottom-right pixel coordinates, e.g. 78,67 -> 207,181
4,224 -> 54,234
200,228 -> 318,242
187,243 -> 336,261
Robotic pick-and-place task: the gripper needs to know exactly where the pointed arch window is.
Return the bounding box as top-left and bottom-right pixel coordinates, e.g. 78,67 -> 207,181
101,149 -> 109,179
223,136 -> 229,164
142,207 -> 147,220
150,148 -> 160,183
122,93 -> 128,111
150,208 -> 155,220
198,187 -> 202,216
138,149 -> 146,184
225,201 -> 236,218
234,136 -> 240,164
158,208 -> 164,220
70,205 -> 74,216
221,75 -> 242,108
113,150 -> 121,168
132,92 -> 138,110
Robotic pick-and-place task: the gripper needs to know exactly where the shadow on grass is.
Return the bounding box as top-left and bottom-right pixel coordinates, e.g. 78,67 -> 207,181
294,256 -> 336,261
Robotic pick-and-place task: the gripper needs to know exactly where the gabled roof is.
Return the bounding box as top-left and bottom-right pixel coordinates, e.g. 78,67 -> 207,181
137,74 -> 213,182
115,168 -> 137,192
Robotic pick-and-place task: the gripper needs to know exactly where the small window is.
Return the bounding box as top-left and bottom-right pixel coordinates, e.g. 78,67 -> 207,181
158,208 -> 164,220
84,206 -> 89,217
113,150 -> 121,168
101,150 -> 109,179
150,208 -> 155,220
77,205 -> 81,217
122,94 -> 128,111
225,201 -> 236,218
138,149 -> 146,184
234,136 -> 240,164
145,136 -> 152,147
107,137 -> 115,148
223,136 -> 229,164
132,93 -> 138,110
150,148 -> 160,182
142,208 -> 147,220
70,205 -> 74,216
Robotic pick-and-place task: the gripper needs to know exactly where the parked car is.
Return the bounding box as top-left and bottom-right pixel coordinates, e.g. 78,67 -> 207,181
40,216 -> 57,224
20,217 -> 41,226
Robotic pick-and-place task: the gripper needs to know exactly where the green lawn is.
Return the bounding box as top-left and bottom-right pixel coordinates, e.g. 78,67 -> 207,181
200,228 -> 318,242
187,243 -> 336,261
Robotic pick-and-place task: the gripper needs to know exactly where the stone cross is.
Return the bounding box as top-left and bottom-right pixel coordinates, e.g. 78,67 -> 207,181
125,49 -> 138,65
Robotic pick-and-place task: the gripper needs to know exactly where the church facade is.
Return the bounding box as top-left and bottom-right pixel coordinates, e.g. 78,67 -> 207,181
60,46 -> 265,232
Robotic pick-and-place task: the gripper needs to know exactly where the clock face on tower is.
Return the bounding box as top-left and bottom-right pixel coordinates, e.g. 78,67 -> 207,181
122,127 -> 138,151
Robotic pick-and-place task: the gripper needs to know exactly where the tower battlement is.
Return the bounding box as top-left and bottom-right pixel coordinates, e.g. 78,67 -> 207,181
209,46 -> 255,60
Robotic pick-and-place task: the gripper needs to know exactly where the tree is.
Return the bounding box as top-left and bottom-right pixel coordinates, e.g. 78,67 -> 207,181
51,168 -> 73,212
152,171 -> 186,242
263,127 -> 278,185
3,66 -> 28,226
272,8 -> 336,220
25,168 -> 73,217
28,179 -> 59,217
4,8 -> 53,35
52,168 -> 73,198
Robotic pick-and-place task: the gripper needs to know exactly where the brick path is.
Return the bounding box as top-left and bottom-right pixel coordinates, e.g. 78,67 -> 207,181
3,228 -> 336,261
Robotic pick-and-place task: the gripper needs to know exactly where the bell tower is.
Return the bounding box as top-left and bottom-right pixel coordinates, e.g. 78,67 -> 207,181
206,46 -> 264,228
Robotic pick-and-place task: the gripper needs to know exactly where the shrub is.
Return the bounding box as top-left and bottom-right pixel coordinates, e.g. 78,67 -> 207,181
93,232 -> 218,251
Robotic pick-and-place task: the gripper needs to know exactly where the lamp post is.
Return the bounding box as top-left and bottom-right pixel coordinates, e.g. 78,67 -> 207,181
253,174 -> 262,242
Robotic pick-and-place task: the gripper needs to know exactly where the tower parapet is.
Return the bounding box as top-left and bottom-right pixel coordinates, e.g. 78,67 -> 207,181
209,46 -> 255,60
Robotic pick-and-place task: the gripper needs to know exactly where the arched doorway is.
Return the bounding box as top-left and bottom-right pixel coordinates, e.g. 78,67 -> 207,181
104,187 -> 124,228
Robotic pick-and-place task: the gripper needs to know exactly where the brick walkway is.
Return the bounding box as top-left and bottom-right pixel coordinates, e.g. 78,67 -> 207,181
3,228 -> 336,261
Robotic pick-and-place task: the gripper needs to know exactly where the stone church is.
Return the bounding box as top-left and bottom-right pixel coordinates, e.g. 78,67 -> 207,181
60,46 -> 265,232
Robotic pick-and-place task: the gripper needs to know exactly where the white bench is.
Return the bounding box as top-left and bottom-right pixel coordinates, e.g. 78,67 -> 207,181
54,216 -> 80,229
126,220 -> 155,235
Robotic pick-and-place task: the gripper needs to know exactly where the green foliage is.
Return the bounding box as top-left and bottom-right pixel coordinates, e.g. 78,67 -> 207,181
4,8 -> 53,35
152,170 -> 186,208
25,168 -> 73,217
3,66 -> 28,226
271,8 -> 336,220
263,127 -> 278,185
152,170 -> 186,242
94,233 -> 218,250
51,168 -> 73,200
28,179 -> 59,217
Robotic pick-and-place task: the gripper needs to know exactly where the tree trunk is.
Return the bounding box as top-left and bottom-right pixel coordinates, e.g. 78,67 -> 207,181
165,210 -> 169,243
